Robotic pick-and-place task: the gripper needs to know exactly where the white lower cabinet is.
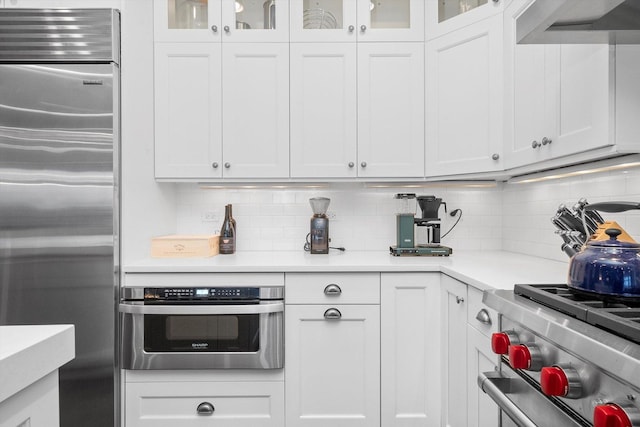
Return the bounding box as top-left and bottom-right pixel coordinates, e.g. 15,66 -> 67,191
440,275 -> 499,427
125,380 -> 284,427
380,273 -> 441,427
285,273 -> 380,427
467,324 -> 500,427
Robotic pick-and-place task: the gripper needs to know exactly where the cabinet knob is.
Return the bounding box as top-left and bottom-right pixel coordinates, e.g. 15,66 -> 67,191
197,402 -> 215,416
360,161 -> 367,168
211,25 -> 218,33
541,137 -> 552,145
531,140 -> 541,149
324,284 -> 342,295
224,162 -> 231,168
456,296 -> 465,304
491,153 -> 500,161
324,308 -> 342,320
475,308 -> 492,325
348,25 -> 355,32
212,162 -> 219,169
224,25 -> 230,33
348,162 -> 355,168
360,24 -> 367,32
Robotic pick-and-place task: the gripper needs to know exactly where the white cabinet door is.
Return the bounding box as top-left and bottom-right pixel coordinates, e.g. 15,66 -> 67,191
125,380 -> 284,427
358,42 -> 424,178
285,304 -> 380,427
154,43 -> 222,179
221,43 -> 290,178
290,43 -> 358,178
440,276 -> 468,427
467,325 -> 500,427
381,273 -> 441,427
426,14 -> 503,176
504,0 -> 613,169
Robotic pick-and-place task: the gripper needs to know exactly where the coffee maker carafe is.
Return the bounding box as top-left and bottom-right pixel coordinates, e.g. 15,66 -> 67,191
309,197 -> 330,254
416,195 -> 446,246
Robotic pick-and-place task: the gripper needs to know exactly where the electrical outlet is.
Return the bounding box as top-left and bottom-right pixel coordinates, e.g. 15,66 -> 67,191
202,211 -> 219,222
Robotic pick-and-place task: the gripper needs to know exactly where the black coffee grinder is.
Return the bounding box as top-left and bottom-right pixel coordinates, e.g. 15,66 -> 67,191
309,197 -> 330,254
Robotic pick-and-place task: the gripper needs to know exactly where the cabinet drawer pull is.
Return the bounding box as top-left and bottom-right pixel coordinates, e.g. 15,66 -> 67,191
475,308 -> 492,325
348,161 -> 355,168
360,24 -> 367,32
212,162 -> 219,169
211,25 -> 218,33
348,25 -> 355,33
541,137 -> 552,145
324,284 -> 342,296
492,153 -> 500,161
324,308 -> 342,320
456,296 -> 465,304
224,162 -> 231,168
531,140 -> 541,149
360,161 -> 367,168
224,25 -> 230,33
197,402 -> 215,416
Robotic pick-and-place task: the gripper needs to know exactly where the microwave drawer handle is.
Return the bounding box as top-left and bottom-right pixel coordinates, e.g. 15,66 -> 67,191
119,301 -> 284,315
477,371 -> 537,427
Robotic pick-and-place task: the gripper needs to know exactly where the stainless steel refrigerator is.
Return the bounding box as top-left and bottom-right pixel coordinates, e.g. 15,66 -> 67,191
0,9 -> 120,427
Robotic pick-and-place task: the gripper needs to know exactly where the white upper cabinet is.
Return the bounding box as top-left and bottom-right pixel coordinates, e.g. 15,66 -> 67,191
154,0 -> 288,42
425,13 -> 504,176
290,0 -> 424,42
289,43 -> 358,178
357,42 -> 425,178
504,0 -> 614,170
426,0 -> 505,40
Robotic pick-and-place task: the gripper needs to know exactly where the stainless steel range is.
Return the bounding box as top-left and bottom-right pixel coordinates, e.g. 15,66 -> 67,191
480,284 -> 640,427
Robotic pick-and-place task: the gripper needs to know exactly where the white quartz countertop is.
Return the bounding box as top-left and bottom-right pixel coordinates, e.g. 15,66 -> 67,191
0,324 -> 75,403
124,250 -> 570,291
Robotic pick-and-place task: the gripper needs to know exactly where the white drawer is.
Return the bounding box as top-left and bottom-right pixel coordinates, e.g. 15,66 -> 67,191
467,286 -> 497,337
125,381 -> 284,427
285,273 -> 380,304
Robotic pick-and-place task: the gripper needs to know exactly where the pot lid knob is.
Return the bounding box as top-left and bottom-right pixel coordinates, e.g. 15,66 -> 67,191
606,228 -> 622,240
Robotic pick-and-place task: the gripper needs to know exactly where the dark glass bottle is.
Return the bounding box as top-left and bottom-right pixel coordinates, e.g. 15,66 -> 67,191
219,204 -> 235,254
228,204 -> 237,252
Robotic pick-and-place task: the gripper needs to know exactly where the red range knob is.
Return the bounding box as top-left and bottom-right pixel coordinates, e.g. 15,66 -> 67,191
593,403 -> 634,427
540,365 -> 583,398
491,331 -> 519,355
541,366 -> 568,396
508,344 -> 543,370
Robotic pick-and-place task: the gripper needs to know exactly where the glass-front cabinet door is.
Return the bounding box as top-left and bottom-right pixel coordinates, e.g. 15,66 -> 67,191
290,0 -> 423,42
155,0 -> 288,42
426,0 -> 504,40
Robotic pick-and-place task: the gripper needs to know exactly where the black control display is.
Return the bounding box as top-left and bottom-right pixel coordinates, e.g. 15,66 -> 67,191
144,287 -> 260,301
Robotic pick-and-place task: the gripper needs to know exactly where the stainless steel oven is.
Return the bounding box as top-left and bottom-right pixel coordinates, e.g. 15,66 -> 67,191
120,285 -> 284,370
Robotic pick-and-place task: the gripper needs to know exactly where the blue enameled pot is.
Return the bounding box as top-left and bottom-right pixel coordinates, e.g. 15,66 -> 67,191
568,228 -> 640,298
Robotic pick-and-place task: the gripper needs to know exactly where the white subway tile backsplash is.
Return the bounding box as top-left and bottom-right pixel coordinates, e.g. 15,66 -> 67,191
172,166 -> 640,257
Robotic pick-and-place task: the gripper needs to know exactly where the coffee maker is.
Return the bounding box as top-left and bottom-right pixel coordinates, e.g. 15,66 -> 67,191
309,197 -> 330,254
390,194 -> 453,256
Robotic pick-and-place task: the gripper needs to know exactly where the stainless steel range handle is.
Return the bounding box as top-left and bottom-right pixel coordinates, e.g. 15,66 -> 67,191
477,371 -> 538,427
119,301 -> 284,315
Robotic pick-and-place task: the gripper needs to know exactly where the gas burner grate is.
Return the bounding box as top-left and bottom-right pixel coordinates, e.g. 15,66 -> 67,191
514,284 -> 640,345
